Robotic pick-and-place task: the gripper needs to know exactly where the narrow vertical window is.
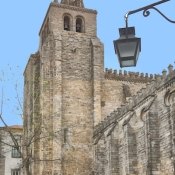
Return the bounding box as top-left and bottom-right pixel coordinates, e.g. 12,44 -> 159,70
64,128 -> 68,143
76,18 -> 82,33
11,169 -> 20,175
12,147 -> 21,158
64,16 -> 70,31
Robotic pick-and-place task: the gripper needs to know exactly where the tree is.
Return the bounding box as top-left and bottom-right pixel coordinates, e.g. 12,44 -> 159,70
0,58 -> 85,175
0,59 -> 63,175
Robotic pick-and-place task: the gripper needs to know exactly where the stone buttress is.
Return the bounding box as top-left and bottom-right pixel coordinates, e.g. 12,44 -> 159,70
94,65 -> 175,175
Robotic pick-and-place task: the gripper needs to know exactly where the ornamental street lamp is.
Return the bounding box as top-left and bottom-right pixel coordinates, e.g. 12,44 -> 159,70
114,27 -> 141,68
114,0 -> 175,68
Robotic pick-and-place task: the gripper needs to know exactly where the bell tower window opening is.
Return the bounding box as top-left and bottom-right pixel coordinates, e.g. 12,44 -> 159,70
76,18 -> 82,33
64,16 -> 70,31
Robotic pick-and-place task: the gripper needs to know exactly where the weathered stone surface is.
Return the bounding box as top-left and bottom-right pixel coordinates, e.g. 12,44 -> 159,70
24,1 -> 175,175
94,66 -> 175,175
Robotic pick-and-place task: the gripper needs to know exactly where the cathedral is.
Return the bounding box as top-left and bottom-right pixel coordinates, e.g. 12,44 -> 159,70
24,0 -> 175,175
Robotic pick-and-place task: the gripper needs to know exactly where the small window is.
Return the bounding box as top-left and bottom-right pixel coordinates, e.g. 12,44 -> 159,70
64,16 -> 70,31
11,169 -> 20,175
64,128 -> 68,143
76,18 -> 82,33
12,147 -> 21,158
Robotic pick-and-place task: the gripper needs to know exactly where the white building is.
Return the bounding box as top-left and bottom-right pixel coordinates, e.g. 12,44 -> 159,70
0,125 -> 23,175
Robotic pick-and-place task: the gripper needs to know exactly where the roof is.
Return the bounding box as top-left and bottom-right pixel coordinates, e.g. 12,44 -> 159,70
6,125 -> 23,129
0,125 -> 23,132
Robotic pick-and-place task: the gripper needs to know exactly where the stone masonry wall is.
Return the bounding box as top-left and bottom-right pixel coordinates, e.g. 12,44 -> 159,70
102,79 -> 146,120
60,34 -> 100,175
0,130 -> 5,175
37,2 -> 103,175
101,69 -> 153,120
39,31 -> 60,175
24,52 -> 42,175
94,65 -> 175,175
24,1 -> 175,175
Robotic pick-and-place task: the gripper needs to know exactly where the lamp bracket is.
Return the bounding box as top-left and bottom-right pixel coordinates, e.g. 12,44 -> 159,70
124,0 -> 175,38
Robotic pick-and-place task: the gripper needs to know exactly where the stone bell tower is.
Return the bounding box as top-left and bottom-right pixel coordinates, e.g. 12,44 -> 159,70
24,0 -> 104,174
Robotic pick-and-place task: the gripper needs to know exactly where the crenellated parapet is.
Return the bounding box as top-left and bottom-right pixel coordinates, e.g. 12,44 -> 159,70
94,64 -> 175,138
104,68 -> 154,83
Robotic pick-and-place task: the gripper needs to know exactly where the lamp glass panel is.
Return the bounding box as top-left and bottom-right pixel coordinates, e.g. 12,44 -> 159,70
121,60 -> 135,67
118,41 -> 137,57
136,44 -> 140,62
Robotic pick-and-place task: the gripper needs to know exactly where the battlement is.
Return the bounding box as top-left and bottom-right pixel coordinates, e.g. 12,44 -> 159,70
104,68 -> 154,83
95,64 -> 175,137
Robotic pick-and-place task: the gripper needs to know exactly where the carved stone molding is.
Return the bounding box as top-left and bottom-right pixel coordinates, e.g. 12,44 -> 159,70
122,112 -> 135,127
170,86 -> 175,101
50,2 -> 97,14
140,95 -> 157,122
164,89 -> 171,107
170,86 -> 175,93
93,133 -> 103,145
164,86 -> 175,107
107,122 -> 118,137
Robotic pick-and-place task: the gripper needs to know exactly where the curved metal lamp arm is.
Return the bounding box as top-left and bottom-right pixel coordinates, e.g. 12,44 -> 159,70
124,0 -> 175,38
143,7 -> 175,23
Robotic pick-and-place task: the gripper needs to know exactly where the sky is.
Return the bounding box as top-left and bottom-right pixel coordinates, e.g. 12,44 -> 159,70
0,0 -> 175,126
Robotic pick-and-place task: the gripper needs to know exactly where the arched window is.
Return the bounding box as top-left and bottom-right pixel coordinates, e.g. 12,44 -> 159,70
64,16 -> 70,31
76,18 -> 82,33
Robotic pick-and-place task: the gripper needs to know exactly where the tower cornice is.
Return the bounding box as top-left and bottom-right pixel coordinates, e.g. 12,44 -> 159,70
39,2 -> 97,36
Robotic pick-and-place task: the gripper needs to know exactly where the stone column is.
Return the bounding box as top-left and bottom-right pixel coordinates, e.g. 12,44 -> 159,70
105,132 -> 119,175
52,33 -> 63,175
122,123 -> 138,175
91,38 -> 104,126
40,32 -> 63,175
145,102 -> 160,175
94,139 -> 106,175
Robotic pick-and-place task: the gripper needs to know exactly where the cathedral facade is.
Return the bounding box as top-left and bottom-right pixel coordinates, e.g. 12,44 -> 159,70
24,1 -> 175,175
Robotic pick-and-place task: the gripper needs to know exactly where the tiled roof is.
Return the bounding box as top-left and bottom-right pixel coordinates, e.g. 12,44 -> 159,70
7,125 -> 23,129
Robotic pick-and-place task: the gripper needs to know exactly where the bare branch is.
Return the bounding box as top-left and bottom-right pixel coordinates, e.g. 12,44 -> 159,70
0,87 -> 4,116
15,83 -> 23,114
27,122 -> 42,147
0,139 -> 15,147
